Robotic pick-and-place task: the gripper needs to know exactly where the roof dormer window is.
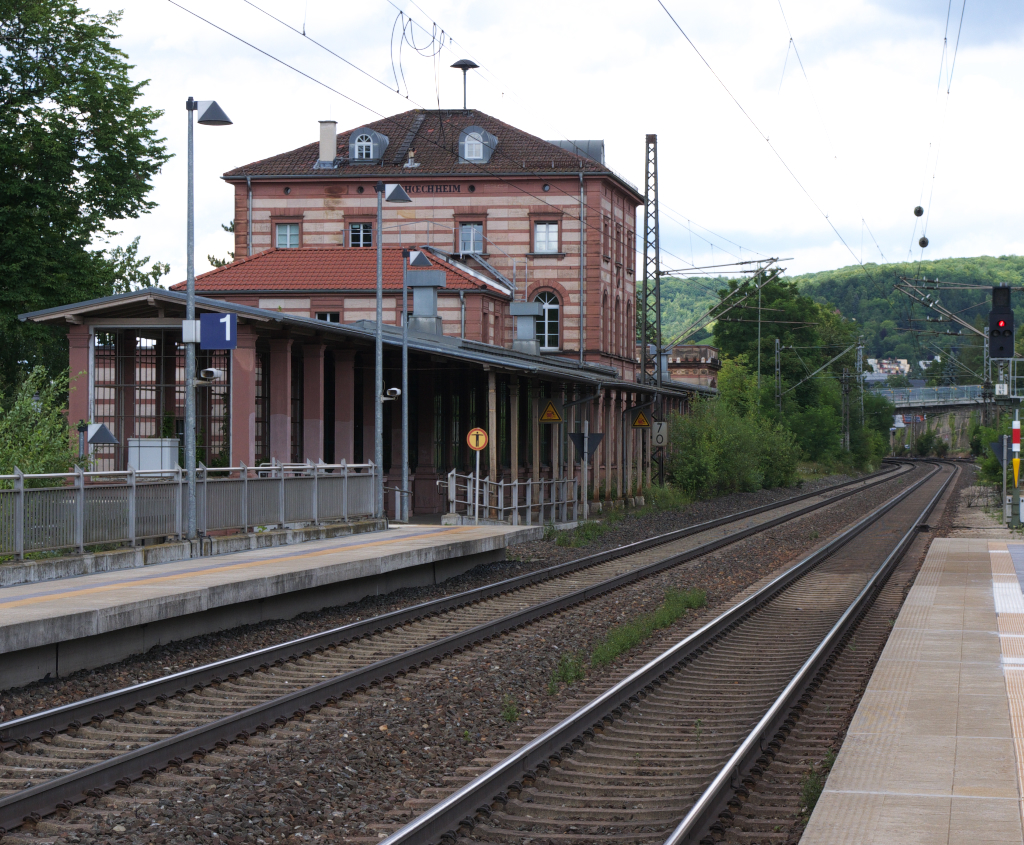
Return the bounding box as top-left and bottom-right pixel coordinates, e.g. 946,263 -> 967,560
458,125 -> 497,164
347,128 -> 389,163
464,131 -> 484,160
354,134 -> 373,160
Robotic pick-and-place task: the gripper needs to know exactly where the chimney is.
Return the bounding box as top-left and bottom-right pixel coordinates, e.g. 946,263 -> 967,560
317,120 -> 337,168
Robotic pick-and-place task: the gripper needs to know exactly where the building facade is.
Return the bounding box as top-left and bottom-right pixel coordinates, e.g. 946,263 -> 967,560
224,109 -> 642,380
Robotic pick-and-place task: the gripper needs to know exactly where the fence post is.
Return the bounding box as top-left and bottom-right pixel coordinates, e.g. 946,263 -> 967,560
341,460 -> 348,521
13,467 -> 24,560
199,463 -> 208,537
240,462 -> 249,534
512,479 -> 519,526
448,468 -> 456,514
74,464 -> 85,554
572,479 -> 578,523
275,458 -> 285,528
127,466 -> 137,547
175,465 -> 183,540
498,480 -> 505,524
309,460 -> 319,526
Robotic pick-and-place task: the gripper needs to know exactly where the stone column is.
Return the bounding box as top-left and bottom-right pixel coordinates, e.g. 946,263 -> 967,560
613,389 -> 622,500
268,338 -> 292,462
487,370 -> 498,482
510,378 -> 520,481
333,350 -> 356,464
68,324 -> 91,452
302,343 -> 325,463
532,382 -> 541,482
230,323 -> 257,467
361,355 -> 375,468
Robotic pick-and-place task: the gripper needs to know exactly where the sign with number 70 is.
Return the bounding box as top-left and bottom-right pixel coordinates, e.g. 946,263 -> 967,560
199,312 -> 238,350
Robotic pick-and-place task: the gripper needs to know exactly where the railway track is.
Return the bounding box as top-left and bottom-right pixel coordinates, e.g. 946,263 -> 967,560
0,463 -> 913,837
375,460 -> 954,845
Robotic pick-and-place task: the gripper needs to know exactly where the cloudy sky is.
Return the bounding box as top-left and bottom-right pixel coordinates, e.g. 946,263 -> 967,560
84,0 -> 1023,283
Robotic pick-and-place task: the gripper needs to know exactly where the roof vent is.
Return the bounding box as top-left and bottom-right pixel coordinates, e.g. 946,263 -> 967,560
315,120 -> 338,169
403,149 -> 420,169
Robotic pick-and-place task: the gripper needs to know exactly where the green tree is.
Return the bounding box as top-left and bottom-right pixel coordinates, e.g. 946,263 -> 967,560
0,1 -> 170,397
207,221 -> 236,269
0,366 -> 76,483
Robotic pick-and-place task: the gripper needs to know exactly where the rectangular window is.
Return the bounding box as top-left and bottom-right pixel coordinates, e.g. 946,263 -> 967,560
315,312 -> 340,323
350,222 -> 372,248
534,222 -> 558,254
459,222 -> 483,253
276,222 -> 299,249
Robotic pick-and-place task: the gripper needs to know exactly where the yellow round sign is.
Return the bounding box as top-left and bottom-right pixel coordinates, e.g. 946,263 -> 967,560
466,427 -> 488,451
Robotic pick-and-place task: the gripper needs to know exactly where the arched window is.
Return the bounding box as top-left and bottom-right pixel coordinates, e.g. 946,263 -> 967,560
614,297 -> 621,357
534,291 -> 559,350
625,303 -> 633,359
602,291 -> 609,352
464,131 -> 484,160
354,134 -> 373,160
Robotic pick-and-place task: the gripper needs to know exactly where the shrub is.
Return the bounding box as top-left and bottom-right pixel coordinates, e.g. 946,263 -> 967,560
666,401 -> 799,498
0,367 -> 76,486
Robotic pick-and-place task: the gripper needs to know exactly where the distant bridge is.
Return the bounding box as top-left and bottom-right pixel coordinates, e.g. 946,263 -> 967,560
867,385 -> 984,408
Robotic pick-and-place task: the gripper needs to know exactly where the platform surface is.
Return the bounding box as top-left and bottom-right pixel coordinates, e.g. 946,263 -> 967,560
803,537 -> 1024,845
0,523 -> 533,654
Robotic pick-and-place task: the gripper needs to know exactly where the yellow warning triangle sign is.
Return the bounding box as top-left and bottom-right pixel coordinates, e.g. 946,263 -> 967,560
1015,457 -> 1020,488
539,401 -> 563,423
633,410 -> 651,428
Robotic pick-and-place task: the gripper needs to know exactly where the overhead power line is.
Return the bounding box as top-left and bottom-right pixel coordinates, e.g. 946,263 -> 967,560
655,0 -> 861,266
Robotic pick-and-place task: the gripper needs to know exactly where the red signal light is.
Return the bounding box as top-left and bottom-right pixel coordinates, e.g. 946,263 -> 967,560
999,319 -> 1007,328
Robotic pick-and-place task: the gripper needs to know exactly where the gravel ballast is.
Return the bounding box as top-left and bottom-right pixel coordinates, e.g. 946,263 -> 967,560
1,469 -> 925,844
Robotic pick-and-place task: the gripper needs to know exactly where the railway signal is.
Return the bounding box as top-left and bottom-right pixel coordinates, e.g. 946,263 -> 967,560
989,286 -> 1015,359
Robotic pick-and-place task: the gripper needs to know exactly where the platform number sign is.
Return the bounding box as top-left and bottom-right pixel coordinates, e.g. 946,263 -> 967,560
199,312 -> 237,350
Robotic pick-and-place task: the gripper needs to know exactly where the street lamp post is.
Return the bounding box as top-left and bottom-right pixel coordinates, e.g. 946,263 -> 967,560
184,97 -> 231,546
374,181 -> 412,519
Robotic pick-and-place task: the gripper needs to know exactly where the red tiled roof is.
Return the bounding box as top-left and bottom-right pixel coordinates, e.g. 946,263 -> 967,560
169,247 -> 495,293
223,109 -> 610,180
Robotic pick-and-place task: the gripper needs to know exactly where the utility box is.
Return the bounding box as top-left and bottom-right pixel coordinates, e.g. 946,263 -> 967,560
127,438 -> 180,475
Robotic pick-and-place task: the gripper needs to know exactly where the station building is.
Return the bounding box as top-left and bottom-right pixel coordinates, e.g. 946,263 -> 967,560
24,109 -> 716,517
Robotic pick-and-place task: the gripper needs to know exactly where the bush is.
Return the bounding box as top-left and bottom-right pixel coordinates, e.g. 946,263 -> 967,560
0,367 -> 76,486
666,400 -> 800,498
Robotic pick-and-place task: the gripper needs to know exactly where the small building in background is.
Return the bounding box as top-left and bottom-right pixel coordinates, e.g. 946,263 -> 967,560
664,344 -> 721,389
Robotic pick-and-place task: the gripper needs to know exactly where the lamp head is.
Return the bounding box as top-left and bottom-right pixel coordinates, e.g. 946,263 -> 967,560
196,100 -> 232,126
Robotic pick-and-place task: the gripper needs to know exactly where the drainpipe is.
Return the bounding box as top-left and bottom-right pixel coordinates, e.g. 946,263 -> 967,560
246,175 -> 252,257
460,291 -> 466,338
579,167 -> 585,364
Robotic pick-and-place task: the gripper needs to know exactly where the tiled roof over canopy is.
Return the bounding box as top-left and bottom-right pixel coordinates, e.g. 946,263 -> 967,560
169,247 -> 497,293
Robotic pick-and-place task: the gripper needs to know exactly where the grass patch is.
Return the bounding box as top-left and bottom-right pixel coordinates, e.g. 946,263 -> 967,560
800,750 -> 837,815
555,520 -> 611,548
800,767 -> 825,814
547,651 -> 587,693
591,587 -> 707,667
500,694 -> 519,722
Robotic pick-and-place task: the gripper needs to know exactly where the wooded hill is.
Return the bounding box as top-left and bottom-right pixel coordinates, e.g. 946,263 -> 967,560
660,255 -> 1024,366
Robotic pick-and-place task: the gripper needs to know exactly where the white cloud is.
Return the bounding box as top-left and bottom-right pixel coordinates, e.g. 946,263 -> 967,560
83,0 -> 1024,281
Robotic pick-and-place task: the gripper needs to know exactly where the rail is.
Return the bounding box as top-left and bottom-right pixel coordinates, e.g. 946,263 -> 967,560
0,460 -> 377,559
375,461 -> 947,845
0,465 -> 911,832
444,469 -> 578,524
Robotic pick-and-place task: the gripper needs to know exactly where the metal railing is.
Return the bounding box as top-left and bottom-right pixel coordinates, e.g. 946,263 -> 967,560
0,461 -> 378,560
444,469 -> 578,525
867,384 -> 983,406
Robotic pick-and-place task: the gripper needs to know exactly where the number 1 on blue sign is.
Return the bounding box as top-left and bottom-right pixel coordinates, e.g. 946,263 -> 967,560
220,313 -> 232,342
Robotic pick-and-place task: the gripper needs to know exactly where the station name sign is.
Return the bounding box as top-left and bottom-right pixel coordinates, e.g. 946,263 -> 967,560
402,184 -> 462,194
